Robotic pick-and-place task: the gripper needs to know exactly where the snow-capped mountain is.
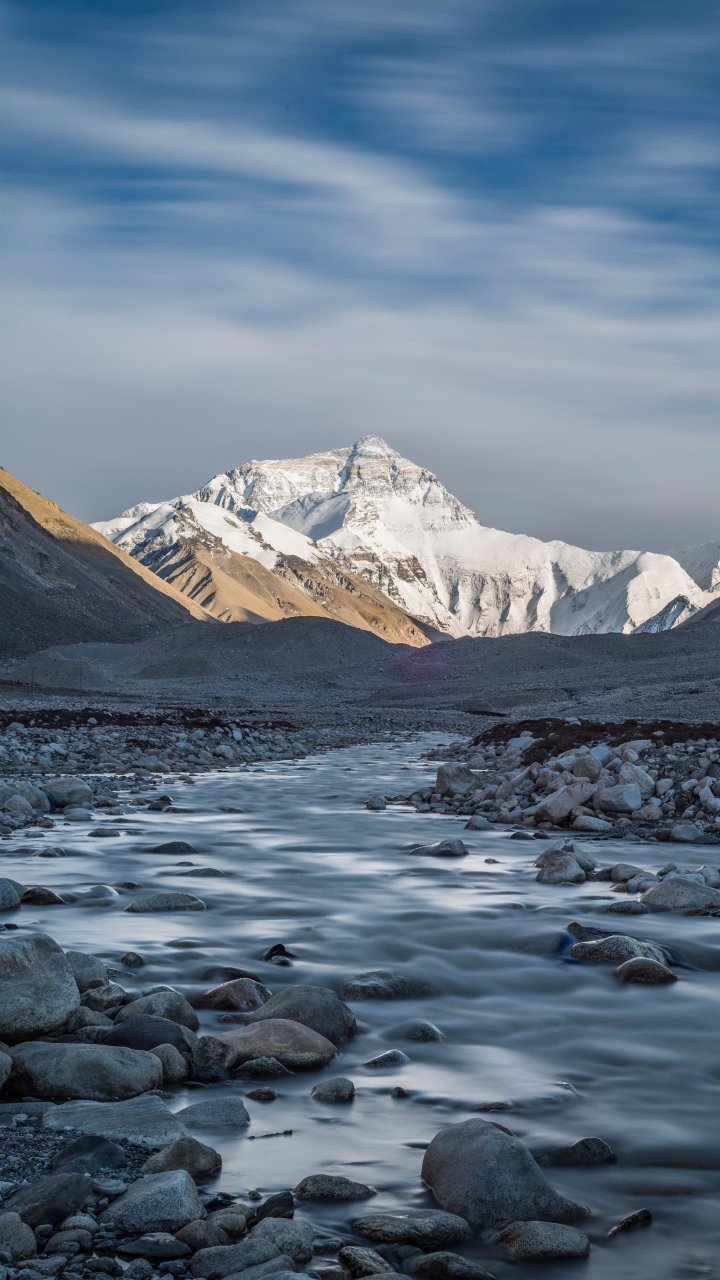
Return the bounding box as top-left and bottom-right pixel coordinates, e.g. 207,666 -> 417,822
95,435 -> 717,641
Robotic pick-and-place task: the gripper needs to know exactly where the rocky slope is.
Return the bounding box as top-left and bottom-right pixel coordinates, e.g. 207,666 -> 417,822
0,468 -> 209,658
97,436 -> 717,639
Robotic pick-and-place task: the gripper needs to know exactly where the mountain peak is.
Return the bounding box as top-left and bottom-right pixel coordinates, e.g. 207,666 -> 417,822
350,434 -> 396,455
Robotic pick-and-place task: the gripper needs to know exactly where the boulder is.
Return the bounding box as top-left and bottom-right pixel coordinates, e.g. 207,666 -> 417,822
104,1014 -> 197,1059
342,970 -> 435,1001
247,984 -> 356,1045
411,1253 -> 495,1280
572,814 -> 613,833
534,1136 -> 615,1166
65,950 -> 109,991
594,783 -> 642,814
0,1210 -> 38,1260
295,1174 -> 375,1201
615,957 -> 677,984
311,1076 -> 355,1103
219,1018 -> 337,1070
669,823 -> 703,844
0,879 -> 21,910
115,989 -> 199,1031
0,932 -> 80,1041
143,1136 -> 222,1181
178,1096 -> 250,1129
195,977 -> 271,1012
570,935 -> 666,966
641,878 -> 720,912
352,1211 -> 471,1247
536,781 -> 595,825
190,1216 -> 314,1278
497,1220 -> 590,1259
10,1040 -> 163,1101
421,1118 -> 589,1228
409,839 -> 469,858
52,1134 -> 128,1174
436,764 -> 481,797
4,1171 -> 91,1226
44,1094 -> 188,1148
124,892 -> 206,912
536,854 -> 586,884
153,1042 -> 190,1083
339,1245 -> 392,1277
43,777 -> 93,808
618,762 -> 655,799
100,1169 -> 204,1234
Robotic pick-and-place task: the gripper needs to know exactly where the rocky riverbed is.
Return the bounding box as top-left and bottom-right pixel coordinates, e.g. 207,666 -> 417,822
0,726 -> 718,1280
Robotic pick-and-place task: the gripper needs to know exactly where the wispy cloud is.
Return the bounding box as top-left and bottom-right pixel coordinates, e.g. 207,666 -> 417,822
1,0 -> 719,550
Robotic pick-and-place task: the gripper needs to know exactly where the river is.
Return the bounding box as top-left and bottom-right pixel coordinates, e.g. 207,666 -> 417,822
8,736 -> 720,1279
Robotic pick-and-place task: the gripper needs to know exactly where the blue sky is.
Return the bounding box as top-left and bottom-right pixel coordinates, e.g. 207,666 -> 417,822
2,0 -> 719,548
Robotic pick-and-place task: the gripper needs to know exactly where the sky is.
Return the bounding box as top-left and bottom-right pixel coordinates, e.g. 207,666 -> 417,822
1,0 -> 719,551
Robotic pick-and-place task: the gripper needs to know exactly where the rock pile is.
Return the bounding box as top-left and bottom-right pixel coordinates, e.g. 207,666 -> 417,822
0,716 -> 345,835
407,730 -> 720,842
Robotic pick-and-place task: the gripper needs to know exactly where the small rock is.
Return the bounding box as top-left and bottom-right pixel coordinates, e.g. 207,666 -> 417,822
497,1220 -> 590,1260
615,957 -> 677,984
178,1097 -> 250,1130
142,1136 -> 222,1181
294,1174 -> 375,1201
352,1211 -> 471,1247
311,1077 -> 355,1103
363,1050 -> 409,1069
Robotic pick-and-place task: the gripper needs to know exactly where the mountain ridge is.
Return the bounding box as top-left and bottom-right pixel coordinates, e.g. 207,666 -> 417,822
0,466 -> 210,658
95,436 -> 720,640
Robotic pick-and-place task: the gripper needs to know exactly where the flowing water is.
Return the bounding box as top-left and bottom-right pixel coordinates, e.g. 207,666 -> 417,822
6,736 -> 720,1279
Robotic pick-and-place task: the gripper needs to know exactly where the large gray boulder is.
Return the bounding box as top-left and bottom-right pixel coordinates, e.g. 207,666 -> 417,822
99,1169 -> 204,1234
44,1094 -> 188,1148
536,781 -> 596,825
247,984 -> 356,1045
408,839 -> 469,859
421,1119 -> 589,1228
219,1018 -> 337,1070
569,935 -> 665,966
352,1211 -> 471,1246
497,1220 -> 590,1259
618,762 -> 655,799
105,1014 -> 197,1059
178,1097 -> 250,1129
295,1174 -> 375,1201
142,1136 -> 222,1181
641,877 -> 720,912
0,1211 -> 38,1260
115,989 -> 199,1031
0,880 -> 21,911
11,1041 -> 162,1101
536,854 -> 586,885
124,892 -> 206,913
3,1171 -> 91,1226
195,977 -> 271,1012
0,933 -> 80,1041
594,783 -> 642,814
43,777 -> 93,808
436,764 -> 481,797
190,1216 -> 314,1278
65,950 -> 109,992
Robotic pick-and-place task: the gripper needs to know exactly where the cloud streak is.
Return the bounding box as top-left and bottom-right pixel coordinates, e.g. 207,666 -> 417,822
1,0 -> 719,551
